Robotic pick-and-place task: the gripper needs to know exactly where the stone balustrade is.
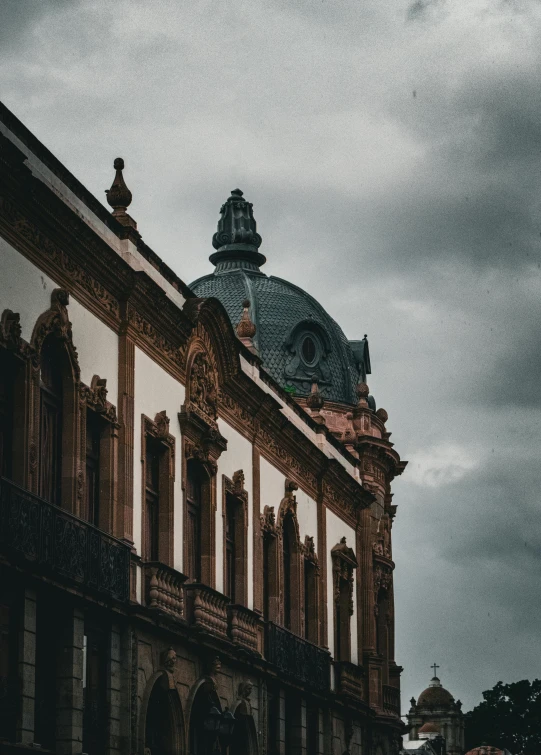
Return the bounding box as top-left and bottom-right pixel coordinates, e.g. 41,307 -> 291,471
184,583 -> 229,638
143,562 -> 186,619
334,661 -> 365,700
382,683 -> 401,717
228,604 -> 260,654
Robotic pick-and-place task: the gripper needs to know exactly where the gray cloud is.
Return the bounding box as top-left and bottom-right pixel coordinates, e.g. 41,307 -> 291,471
1,0 -> 540,713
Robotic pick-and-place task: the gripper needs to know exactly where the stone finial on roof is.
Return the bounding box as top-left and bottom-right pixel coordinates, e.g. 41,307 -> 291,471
306,376 -> 325,426
105,157 -> 137,229
210,189 -> 266,270
236,299 -> 257,354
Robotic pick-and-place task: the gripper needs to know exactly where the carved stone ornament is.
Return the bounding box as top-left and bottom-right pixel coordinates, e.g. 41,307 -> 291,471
161,646 -> 177,690
144,411 -> 175,451
0,309 -> 22,352
80,375 -> 118,423
188,349 -> 218,422
373,563 -> 393,597
300,535 -> 319,569
260,505 -> 277,534
372,513 -> 392,560
30,289 -> 80,377
331,537 -> 358,615
236,680 -> 254,716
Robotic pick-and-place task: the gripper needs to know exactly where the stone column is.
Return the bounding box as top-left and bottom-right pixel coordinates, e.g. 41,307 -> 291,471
56,606 -> 84,755
17,587 -> 37,744
117,317 -> 135,545
360,506 -> 375,653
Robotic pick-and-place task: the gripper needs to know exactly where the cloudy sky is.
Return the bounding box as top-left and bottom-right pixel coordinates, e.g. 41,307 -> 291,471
3,0 -> 541,713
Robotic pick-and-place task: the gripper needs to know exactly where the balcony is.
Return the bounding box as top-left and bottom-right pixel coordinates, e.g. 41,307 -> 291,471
334,661 -> 365,700
266,622 -> 331,693
0,477 -> 130,603
143,562 -> 187,619
228,604 -> 260,654
184,583 -> 229,638
382,684 -> 401,717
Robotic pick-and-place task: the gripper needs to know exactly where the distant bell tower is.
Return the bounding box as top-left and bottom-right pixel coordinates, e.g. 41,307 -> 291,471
406,668 -> 465,754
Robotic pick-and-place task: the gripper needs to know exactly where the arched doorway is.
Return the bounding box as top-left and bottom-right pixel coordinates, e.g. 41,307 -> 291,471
144,675 -> 184,755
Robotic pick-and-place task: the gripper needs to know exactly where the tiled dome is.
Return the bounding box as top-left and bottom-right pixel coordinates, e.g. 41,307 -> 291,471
419,722 -> 440,733
417,676 -> 455,708
190,189 -> 370,406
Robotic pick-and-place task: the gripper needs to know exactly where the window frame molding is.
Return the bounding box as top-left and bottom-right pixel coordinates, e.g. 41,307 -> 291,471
140,411 -> 175,567
331,536 -> 358,662
179,339 -> 227,589
222,470 -> 249,606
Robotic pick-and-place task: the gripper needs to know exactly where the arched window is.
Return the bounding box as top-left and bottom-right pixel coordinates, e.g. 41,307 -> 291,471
39,335 -> 64,505
186,460 -> 203,581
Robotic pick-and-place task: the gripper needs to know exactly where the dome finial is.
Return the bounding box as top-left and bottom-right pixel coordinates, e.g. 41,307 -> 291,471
306,375 -> 325,425
210,189 -> 266,271
236,299 -> 257,354
105,157 -> 137,229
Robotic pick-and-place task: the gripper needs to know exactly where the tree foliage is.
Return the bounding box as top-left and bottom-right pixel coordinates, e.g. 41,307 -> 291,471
465,679 -> 541,754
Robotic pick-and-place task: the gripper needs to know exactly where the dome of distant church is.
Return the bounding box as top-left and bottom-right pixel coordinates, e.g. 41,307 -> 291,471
190,189 -> 371,406
418,722 -> 440,734
417,676 -> 455,708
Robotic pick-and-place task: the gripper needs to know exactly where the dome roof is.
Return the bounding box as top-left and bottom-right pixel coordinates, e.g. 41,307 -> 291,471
418,722 -> 440,733
190,190 -> 370,406
417,676 -> 455,708
465,748 -> 503,755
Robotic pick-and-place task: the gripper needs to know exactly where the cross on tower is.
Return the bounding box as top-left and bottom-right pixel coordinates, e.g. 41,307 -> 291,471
431,663 -> 440,677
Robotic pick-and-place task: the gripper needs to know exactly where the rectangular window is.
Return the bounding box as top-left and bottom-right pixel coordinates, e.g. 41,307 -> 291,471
85,411 -> 101,526
144,438 -> 160,561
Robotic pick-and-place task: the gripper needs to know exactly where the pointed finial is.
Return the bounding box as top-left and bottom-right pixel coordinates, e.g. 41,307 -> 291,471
106,157 -> 136,229
236,299 -> 257,353
210,188 -> 266,271
306,376 -> 326,425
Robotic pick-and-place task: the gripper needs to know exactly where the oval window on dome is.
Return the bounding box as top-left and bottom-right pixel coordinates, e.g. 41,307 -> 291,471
301,335 -> 318,365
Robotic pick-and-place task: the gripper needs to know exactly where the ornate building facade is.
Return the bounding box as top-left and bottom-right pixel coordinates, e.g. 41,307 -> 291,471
0,101 -> 406,755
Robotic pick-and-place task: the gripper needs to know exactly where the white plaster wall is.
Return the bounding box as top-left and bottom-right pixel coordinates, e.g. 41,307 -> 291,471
260,457 -> 318,550
259,456 -> 285,515
325,508 -> 358,664
0,236 -> 59,340
216,418 -> 254,607
133,346 -> 185,571
66,296 -> 118,398
295,488 -> 318,548
0,236 -> 118,397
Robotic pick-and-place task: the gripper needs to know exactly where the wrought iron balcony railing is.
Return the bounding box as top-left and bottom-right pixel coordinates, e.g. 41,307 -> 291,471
382,683 -> 401,717
266,622 -> 331,693
0,477 -> 130,603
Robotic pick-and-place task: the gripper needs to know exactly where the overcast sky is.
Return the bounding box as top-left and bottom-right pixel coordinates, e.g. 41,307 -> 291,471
2,0 -> 541,713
